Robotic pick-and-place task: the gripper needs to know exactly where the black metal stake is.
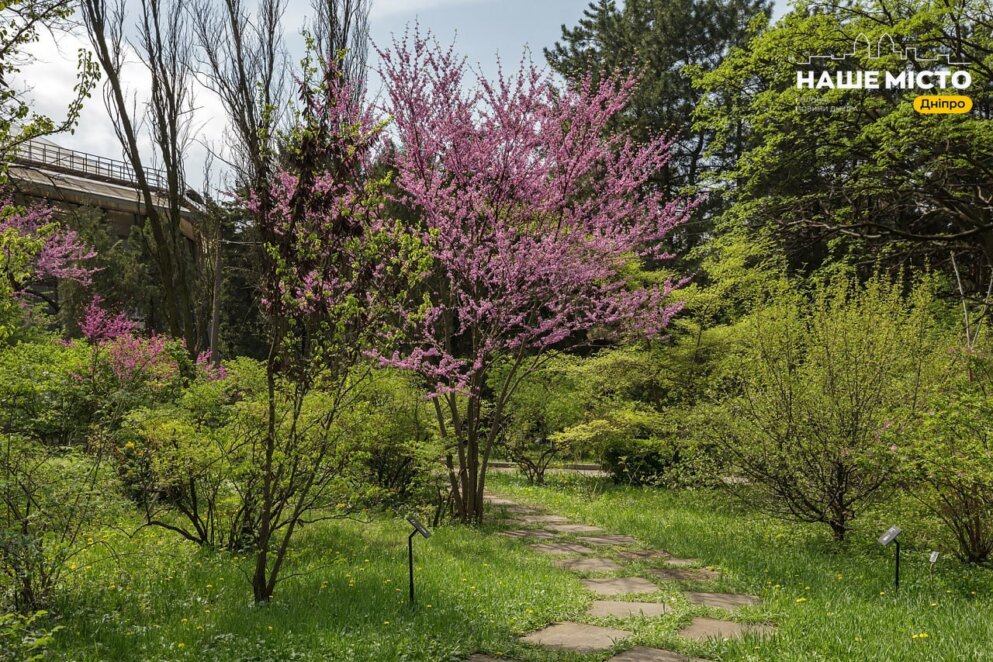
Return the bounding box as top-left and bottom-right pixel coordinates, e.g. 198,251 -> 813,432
408,529 -> 416,605
894,540 -> 901,591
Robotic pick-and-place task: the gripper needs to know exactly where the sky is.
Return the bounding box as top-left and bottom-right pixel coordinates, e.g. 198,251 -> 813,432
15,0 -> 787,190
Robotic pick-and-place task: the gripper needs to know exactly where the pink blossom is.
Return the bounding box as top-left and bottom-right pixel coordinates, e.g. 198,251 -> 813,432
79,296 -> 137,342
1,197 -> 97,287
377,29 -> 692,394
196,349 -> 228,380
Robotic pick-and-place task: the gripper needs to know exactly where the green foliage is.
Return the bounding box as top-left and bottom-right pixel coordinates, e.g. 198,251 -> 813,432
0,610 -> 60,661
340,368 -> 442,512
694,0 -> 993,291
546,0 -> 771,221
0,0 -> 100,179
898,336 -> 993,562
494,358 -> 585,484
711,274 -> 947,540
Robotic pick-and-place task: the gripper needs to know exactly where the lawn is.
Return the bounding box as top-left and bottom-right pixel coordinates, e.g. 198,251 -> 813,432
490,472 -> 993,661
46,473 -> 993,661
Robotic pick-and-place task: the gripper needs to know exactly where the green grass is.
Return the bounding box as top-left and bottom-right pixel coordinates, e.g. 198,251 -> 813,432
490,472 -> 993,661
48,515 -> 591,661
40,473 -> 993,660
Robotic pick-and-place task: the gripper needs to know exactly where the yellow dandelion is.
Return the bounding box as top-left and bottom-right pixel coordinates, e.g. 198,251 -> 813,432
795,597 -> 808,603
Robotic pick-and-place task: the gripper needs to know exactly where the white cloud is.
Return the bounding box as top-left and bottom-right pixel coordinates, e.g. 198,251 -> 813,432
14,27 -> 234,192
371,0 -> 494,19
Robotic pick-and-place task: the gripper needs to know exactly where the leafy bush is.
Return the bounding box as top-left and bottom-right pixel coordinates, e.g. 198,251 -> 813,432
496,359 -> 584,485
0,610 -> 61,662
710,275 -> 945,541
596,408 -> 725,488
339,369 -> 442,511
898,342 -> 993,562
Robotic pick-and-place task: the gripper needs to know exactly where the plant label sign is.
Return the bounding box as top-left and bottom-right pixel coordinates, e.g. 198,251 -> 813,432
878,526 -> 901,546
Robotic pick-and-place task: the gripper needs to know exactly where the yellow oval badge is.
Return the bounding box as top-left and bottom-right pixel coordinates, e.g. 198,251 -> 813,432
914,95 -> 972,114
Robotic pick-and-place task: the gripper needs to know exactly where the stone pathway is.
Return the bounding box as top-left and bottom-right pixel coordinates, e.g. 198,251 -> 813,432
472,492 -> 776,661
684,592 -> 759,610
650,567 -> 721,582
520,622 -> 632,652
554,557 -> 622,572
582,576 -> 660,596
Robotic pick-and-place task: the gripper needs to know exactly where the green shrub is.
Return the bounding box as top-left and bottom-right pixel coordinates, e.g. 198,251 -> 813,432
0,610 -> 61,662
898,341 -> 993,562
709,275 -> 945,541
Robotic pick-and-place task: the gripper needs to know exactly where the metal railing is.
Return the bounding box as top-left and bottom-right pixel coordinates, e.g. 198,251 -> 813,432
12,140 -> 172,192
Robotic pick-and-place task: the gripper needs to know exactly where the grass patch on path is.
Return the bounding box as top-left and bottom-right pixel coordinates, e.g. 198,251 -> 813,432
492,472 -> 993,661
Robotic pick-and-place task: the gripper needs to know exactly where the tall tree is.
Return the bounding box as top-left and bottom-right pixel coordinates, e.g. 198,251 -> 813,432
694,0 -> 993,295
380,31 -> 691,523
242,56 -> 427,602
81,0 -> 203,350
546,0 -> 770,249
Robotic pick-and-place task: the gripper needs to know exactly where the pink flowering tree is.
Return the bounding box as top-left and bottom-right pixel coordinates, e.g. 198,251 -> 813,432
380,32 -> 693,523
1,198 -> 95,338
238,57 -> 428,603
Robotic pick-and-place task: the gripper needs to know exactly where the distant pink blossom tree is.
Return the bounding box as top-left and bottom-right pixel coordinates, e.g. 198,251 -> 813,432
380,31 -> 693,522
1,198 -> 96,292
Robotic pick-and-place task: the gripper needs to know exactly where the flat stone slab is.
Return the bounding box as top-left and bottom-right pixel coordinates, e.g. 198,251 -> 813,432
518,514 -> 570,524
616,549 -> 671,561
650,568 -> 720,582
582,576 -> 659,596
530,542 -> 595,556
588,600 -> 671,617
607,648 -> 708,662
520,622 -> 631,652
678,617 -> 776,641
578,534 -> 640,546
555,557 -> 623,572
685,592 -> 759,610
545,523 -> 604,534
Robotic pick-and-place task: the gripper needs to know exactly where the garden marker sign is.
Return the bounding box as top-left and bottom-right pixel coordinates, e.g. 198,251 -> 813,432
406,517 -> 431,606
878,526 -> 902,591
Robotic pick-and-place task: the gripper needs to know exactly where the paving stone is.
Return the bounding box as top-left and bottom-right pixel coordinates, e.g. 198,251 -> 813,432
582,576 -> 659,596
588,600 -> 671,617
520,622 -> 631,652
545,523 -> 605,534
498,529 -> 559,540
685,592 -> 760,610
554,557 -> 623,572
650,567 -> 720,582
616,549 -> 671,561
578,534 -> 640,546
530,542 -> 595,556
678,617 -> 776,641
607,647 -> 708,662
518,514 -> 570,524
